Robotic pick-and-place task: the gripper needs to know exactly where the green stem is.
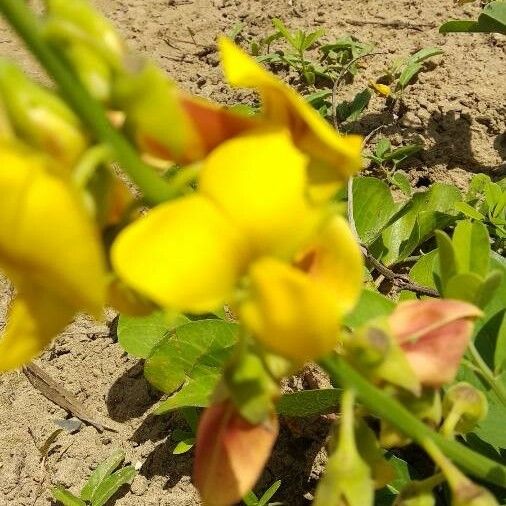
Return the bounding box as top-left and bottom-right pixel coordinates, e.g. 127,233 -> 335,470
0,0 -> 174,205
468,341 -> 506,407
318,355 -> 506,489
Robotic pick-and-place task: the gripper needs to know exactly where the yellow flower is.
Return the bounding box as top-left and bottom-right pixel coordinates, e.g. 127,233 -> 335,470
240,217 -> 363,363
199,128 -> 317,259
113,126 -> 363,363
112,129 -> 313,311
0,143 -> 106,371
369,81 -> 392,97
218,37 -> 363,201
111,193 -> 247,313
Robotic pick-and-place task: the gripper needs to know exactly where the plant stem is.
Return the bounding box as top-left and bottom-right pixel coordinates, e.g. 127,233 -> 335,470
0,0 -> 174,205
468,341 -> 506,407
318,355 -> 506,489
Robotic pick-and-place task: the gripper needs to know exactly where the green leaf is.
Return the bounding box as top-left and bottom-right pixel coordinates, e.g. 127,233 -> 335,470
435,230 -> 457,291
117,311 -> 189,358
271,18 -> 297,48
375,138 -> 391,159
90,467 -> 136,506
390,171 -> 411,195
452,220 -> 490,277
444,272 -> 484,303
406,47 -> 444,65
352,177 -> 397,244
475,270 -> 503,308
258,480 -> 282,506
154,365 -> 221,413
52,487 -> 86,506
80,450 -> 125,501
410,249 -> 439,290
455,201 -> 486,221
301,28 -> 325,51
374,183 -> 461,264
276,389 -> 341,417
344,289 -> 396,329
336,89 -> 371,122
439,1 -> 506,35
473,401 -> 506,450
494,312 -> 506,373
243,490 -> 259,506
384,144 -> 423,164
145,319 -> 238,398
398,62 -> 423,88
172,434 -> 195,455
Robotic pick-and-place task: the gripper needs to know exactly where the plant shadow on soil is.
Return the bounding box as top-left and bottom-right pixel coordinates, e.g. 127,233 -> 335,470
348,107 -> 506,179
105,361 -> 335,504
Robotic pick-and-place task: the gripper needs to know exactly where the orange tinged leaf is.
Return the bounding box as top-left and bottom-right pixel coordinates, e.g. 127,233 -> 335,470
194,401 -> 278,506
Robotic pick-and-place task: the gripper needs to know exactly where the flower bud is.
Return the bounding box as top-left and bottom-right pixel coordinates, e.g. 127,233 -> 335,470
43,0 -> 124,69
113,64 -> 255,164
369,81 -> 392,97
442,382 -> 488,436
0,59 -> 88,168
452,484 -> 499,506
313,391 -> 374,506
64,42 -> 112,102
344,321 -> 420,394
193,401 -> 278,506
424,440 -> 499,506
389,300 -> 481,387
393,482 -> 436,506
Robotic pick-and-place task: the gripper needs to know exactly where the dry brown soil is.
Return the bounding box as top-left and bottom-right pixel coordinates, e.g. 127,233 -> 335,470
0,0 -> 505,505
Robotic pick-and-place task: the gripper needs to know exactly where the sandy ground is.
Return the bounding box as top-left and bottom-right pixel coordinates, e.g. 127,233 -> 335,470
0,0 -> 505,504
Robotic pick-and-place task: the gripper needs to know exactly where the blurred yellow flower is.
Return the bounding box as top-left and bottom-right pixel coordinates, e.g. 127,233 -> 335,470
113,129 -> 363,363
241,217 -> 363,363
0,143 -> 106,371
218,37 -> 362,201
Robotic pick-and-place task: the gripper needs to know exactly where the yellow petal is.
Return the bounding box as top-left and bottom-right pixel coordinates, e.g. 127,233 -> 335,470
111,194 -> 247,313
199,128 -> 317,259
296,216 -> 363,314
240,258 -> 343,363
218,37 -> 363,198
0,285 -> 74,372
369,81 -> 391,97
0,144 -> 106,315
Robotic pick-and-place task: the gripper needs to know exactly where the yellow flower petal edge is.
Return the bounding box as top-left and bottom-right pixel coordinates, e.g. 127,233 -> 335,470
111,194 -> 248,313
0,144 -> 106,316
0,285 -> 74,372
199,128 -> 318,260
296,216 -> 363,314
218,37 -> 363,194
240,258 -> 343,364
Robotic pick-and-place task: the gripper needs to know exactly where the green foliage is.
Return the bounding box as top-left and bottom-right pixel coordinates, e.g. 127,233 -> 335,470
435,221 -> 502,306
276,389 -> 341,417
371,182 -> 462,265
440,0 -> 506,35
147,320 -> 239,412
117,311 -> 189,358
367,138 -> 423,194
455,174 -> 506,255
52,450 -> 136,506
243,480 -> 282,506
171,408 -> 199,455
336,89 -> 372,122
386,47 -> 444,91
